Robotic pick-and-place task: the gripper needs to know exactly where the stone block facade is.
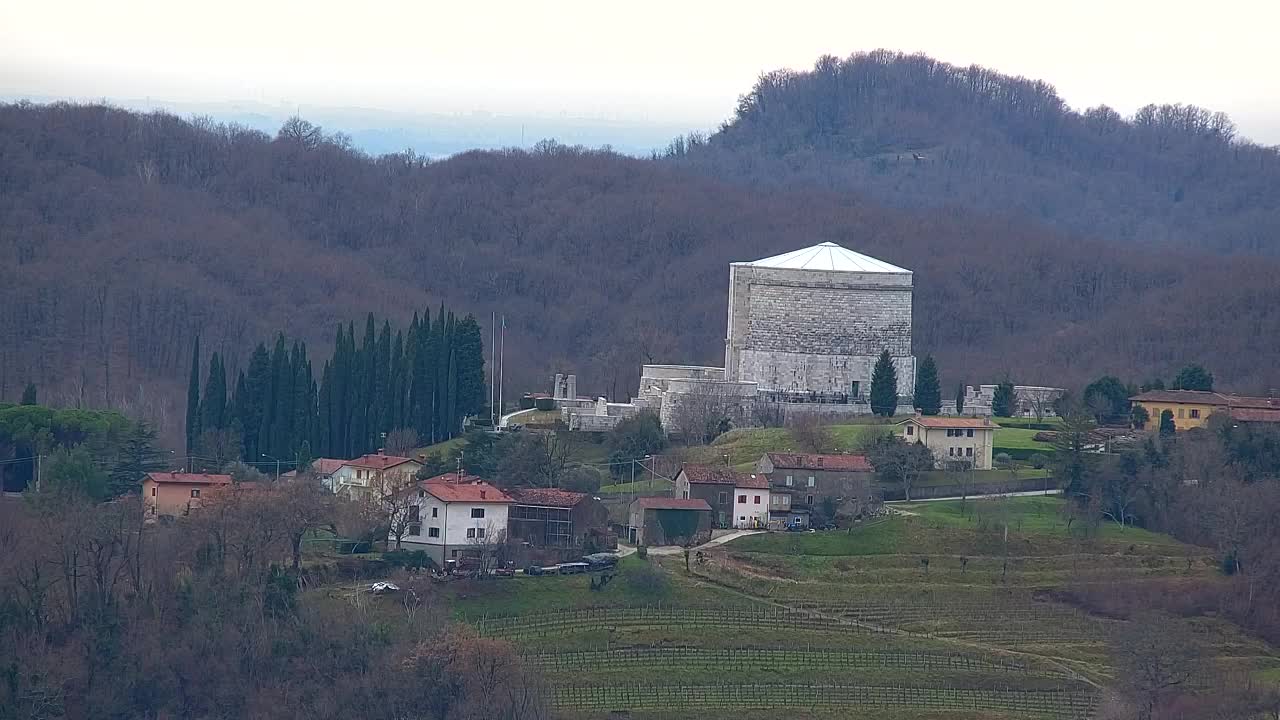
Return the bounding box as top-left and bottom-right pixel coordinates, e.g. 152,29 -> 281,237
725,264 -> 915,395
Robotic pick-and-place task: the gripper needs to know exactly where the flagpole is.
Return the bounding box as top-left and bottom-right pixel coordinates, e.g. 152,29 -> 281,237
498,315 -> 505,427
490,311 -> 496,427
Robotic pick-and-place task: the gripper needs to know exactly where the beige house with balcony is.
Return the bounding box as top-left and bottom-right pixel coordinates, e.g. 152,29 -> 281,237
897,416 -> 998,470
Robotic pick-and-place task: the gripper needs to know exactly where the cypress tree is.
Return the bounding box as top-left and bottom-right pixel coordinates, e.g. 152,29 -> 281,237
409,309 -> 434,440
292,343 -> 313,454
358,314 -> 376,453
317,360 -> 333,457
955,383 -> 966,414
445,313 -> 459,438
390,330 -> 406,430
241,343 -> 270,462
264,334 -> 289,458
185,335 -> 201,455
453,314 -> 487,420
913,355 -> 941,416
330,325 -> 350,457
376,320 -> 392,436
20,383 -> 37,405
432,307 -> 449,442
200,352 -> 227,431
232,370 -> 249,459
869,349 -> 898,417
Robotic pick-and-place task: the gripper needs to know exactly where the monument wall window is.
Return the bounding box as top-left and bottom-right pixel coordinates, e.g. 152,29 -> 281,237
966,429 -> 974,437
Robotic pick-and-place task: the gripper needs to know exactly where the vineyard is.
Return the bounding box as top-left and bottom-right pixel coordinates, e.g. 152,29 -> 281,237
447,497 -> 1278,719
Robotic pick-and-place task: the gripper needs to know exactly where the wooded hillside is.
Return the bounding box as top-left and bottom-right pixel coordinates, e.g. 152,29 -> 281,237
669,50 -> 1280,255
2,95 -> 1279,444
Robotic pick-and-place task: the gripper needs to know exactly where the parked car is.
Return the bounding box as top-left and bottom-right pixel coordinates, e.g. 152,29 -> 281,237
557,562 -> 589,575
493,566 -> 515,578
583,553 -> 619,570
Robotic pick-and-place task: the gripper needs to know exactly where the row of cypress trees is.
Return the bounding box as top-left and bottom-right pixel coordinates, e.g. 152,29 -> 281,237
186,308 -> 486,466
869,350 -> 945,417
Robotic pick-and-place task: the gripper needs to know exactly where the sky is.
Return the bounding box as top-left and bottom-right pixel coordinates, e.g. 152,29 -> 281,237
3,0 -> 1279,145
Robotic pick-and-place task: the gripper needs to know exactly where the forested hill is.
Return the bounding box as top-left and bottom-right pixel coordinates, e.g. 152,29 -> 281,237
666,50 -> 1280,255
2,102 -> 1280,443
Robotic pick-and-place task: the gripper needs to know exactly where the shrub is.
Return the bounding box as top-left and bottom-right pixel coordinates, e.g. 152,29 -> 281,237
636,545 -> 648,559
994,452 -> 1013,468
1030,453 -> 1050,469
383,549 -> 433,571
626,563 -> 669,597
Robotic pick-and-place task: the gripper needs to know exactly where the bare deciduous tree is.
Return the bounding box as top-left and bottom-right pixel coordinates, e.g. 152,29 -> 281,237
1109,612 -> 1200,720
788,413 -> 835,454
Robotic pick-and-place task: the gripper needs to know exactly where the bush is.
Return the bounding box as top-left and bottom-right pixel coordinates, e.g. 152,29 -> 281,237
1029,453 -> 1050,470
383,549 -> 433,571
994,452 -> 1014,468
561,465 -> 605,493
636,545 -> 648,559
626,563 -> 669,596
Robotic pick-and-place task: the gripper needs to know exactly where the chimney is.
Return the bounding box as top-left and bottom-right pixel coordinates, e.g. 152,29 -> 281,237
480,490 -> 487,499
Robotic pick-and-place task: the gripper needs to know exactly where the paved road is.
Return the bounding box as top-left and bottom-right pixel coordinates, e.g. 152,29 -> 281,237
620,529 -> 766,557
888,488 -> 1061,504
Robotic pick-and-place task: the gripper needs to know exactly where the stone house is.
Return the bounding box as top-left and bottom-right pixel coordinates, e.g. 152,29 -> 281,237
754,452 -> 878,524
897,416 -> 997,470
1129,390 -> 1280,431
507,487 -> 609,548
626,497 -> 712,546
673,464 -> 768,529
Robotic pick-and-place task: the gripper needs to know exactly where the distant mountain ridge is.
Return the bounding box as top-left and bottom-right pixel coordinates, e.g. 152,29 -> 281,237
667,50 -> 1280,255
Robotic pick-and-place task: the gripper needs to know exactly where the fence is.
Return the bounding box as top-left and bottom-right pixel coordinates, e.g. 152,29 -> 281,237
544,684 -> 1098,718
523,647 -> 1068,677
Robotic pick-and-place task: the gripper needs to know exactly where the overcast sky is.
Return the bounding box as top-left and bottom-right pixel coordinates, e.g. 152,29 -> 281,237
3,0 -> 1278,143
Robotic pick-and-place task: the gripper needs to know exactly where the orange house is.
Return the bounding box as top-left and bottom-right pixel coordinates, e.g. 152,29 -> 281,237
142,472 -> 234,517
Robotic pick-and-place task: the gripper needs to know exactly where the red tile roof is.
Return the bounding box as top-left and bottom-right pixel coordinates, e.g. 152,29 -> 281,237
632,497 -> 712,511
145,472 -> 233,485
679,464 -> 765,487
1131,390 -> 1280,412
422,472 -> 484,485
1230,407 -> 1280,423
764,453 -> 873,472
900,416 -> 998,429
510,487 -> 589,507
344,453 -> 417,471
421,479 -> 513,503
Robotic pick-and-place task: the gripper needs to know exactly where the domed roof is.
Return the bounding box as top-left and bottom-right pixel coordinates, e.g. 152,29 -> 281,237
738,242 -> 910,274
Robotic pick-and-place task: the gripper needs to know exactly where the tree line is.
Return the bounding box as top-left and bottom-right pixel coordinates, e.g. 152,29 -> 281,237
186,309 -> 486,469
3,100 -> 1279,451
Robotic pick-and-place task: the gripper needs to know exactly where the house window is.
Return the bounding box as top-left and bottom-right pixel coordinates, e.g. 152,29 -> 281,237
471,508 -> 485,519
754,495 -> 761,504
785,475 -> 793,486
418,490 -> 425,498
966,447 -> 974,457
1178,408 -> 1185,419
428,527 -> 440,538
432,507 -> 439,518
948,448 -> 955,456
737,495 -> 747,504
683,490 -> 690,499
718,492 -> 728,504
191,489 -> 201,498
408,524 -> 421,536
466,528 -> 476,539
739,516 -> 746,522
151,487 -> 156,496
966,429 -> 974,438
807,477 -> 815,487
906,425 -> 914,436
1190,409 -> 1200,419
408,506 -> 420,523
806,495 -> 814,505
476,528 -> 486,538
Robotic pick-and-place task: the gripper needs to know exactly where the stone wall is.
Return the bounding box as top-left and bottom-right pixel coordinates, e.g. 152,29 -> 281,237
725,264 -> 915,395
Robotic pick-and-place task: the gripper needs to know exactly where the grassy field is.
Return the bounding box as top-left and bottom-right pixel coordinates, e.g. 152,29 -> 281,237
993,427 -> 1054,451
599,477 -> 675,495
683,422 -> 899,470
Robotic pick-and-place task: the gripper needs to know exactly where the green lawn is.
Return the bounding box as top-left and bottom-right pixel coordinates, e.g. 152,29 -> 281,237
683,422 -> 898,471
993,417 -> 1063,429
900,496 -> 1184,545
992,427 -> 1053,451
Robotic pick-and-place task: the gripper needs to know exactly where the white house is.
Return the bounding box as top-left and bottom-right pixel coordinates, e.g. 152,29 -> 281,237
395,473 -> 513,566
731,474 -> 771,529
327,452 -> 423,499
897,415 -> 998,470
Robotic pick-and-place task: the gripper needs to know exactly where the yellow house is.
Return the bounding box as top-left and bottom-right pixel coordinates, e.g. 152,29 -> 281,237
1130,390 -> 1227,430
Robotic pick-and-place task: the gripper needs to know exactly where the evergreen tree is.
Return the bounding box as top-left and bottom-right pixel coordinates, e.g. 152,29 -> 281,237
264,334 -> 289,458
453,314 -> 487,420
432,307 -> 449,442
913,355 -> 941,415
240,343 -> 270,462
232,370 -> 248,455
292,343 -> 313,454
1160,409 -> 1176,435
390,330 -> 406,430
185,335 -> 201,455
317,360 -> 333,457
376,320 -> 392,436
409,309 -> 435,441
20,383 -> 37,405
1172,364 -> 1214,392
107,422 -> 164,497
869,349 -> 898,417
955,383 -> 966,414
992,380 -> 1017,418
200,352 -> 227,431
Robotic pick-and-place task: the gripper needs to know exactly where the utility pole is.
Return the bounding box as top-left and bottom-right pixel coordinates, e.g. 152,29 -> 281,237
498,314 -> 505,427
35,453 -> 42,493
490,311 -> 496,427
